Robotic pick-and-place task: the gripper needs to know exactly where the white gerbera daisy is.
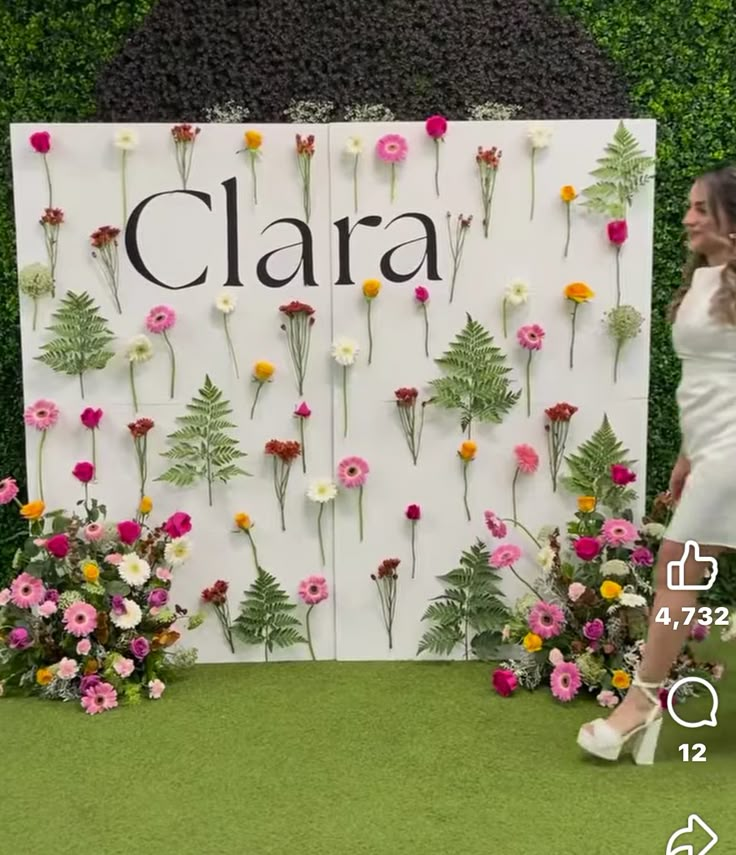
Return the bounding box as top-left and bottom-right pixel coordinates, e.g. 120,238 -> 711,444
504,279 -> 529,306
600,559 -> 630,577
527,122 -> 552,150
164,536 -> 192,567
345,136 -> 363,156
307,478 -> 338,503
114,128 -> 139,151
331,336 -> 359,366
110,598 -> 142,629
215,291 -> 237,314
125,334 -> 153,363
118,554 -> 151,587
536,545 -> 555,573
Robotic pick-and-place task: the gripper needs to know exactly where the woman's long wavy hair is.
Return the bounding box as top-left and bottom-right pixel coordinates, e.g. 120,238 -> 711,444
668,165 -> 736,324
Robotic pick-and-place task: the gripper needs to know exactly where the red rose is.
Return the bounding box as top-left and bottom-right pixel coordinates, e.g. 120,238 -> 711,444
46,533 -> 69,559
610,464 -> 636,486
607,219 -> 628,246
574,536 -> 601,561
72,461 -> 95,483
491,668 -> 518,697
117,520 -> 142,545
30,131 -> 51,153
405,504 -> 421,521
163,511 -> 192,538
425,115 -> 448,139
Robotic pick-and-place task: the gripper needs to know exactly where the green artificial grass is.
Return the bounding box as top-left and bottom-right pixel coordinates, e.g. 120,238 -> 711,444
1,640 -> 734,855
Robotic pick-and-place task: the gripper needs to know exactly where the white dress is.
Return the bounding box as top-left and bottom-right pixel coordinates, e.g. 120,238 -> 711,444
667,263 -> 736,546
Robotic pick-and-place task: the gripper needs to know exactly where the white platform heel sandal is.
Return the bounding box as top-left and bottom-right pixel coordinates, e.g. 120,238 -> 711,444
577,675 -> 663,765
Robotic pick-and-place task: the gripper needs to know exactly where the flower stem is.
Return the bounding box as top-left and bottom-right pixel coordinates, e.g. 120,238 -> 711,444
250,381 -> 263,420
564,203 -> 571,258
223,314 -> 239,378
37,429 -> 47,502
463,463 -> 471,521
358,485 -> 364,542
163,329 -> 176,399
390,163 -> 396,203
317,503 -> 325,566
121,150 -> 128,227
305,605 -> 316,661
410,521 -> 417,579
367,300 -> 374,365
79,372 -> 85,399
32,297 -> 38,331
615,245 -> 622,307
129,362 -> 138,412
353,153 -> 359,213
502,298 -> 508,338
342,366 -> 348,438
525,350 -> 532,417
569,303 -> 578,370
511,468 -> 519,527
91,429 -> 97,478
530,148 -> 536,221
250,151 -> 258,205
42,154 -> 52,208
500,517 -> 541,549
434,140 -> 440,197
614,340 -> 622,383
509,563 -> 543,600
299,418 -> 306,474
422,304 -> 429,357
246,530 -> 260,572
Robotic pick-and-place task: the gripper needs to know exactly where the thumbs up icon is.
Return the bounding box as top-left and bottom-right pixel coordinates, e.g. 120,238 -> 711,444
665,814 -> 718,854
667,541 -> 719,591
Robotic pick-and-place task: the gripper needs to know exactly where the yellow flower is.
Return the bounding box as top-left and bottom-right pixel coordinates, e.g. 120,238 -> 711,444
20,500 -> 45,521
564,282 -> 595,303
244,130 -> 263,150
36,668 -> 54,686
253,360 -> 275,382
82,562 -> 100,583
234,512 -> 252,531
458,440 -> 477,461
600,580 -> 623,600
362,278 -> 381,299
560,185 -> 578,203
577,496 -> 596,513
611,669 -> 631,690
523,632 -> 543,652
139,496 -> 153,515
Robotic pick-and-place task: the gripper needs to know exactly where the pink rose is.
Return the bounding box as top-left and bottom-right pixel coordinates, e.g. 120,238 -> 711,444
117,520 -> 141,545
294,401 -> 311,418
163,511 -> 192,538
0,588 -> 10,606
72,461 -> 95,483
689,624 -> 709,642
405,504 -> 421,521
80,407 -> 103,429
76,639 -> 91,656
610,463 -> 636,485
425,115 -> 448,139
46,533 -> 70,559
105,553 -> 123,566
148,678 -> 166,699
548,648 -> 564,666
38,600 -> 57,617
607,219 -> 628,246
574,536 -> 601,561
414,285 -> 429,303
568,582 -> 586,602
30,131 -> 51,153
491,668 -> 518,697
597,690 -> 620,709
583,618 -> 604,641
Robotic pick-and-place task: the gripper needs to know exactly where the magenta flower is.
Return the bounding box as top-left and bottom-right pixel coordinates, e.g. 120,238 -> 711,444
601,518 -> 638,546
376,133 -> 408,203
528,601 -> 566,639
516,325 -> 545,417
414,285 -> 431,357
484,510 -> 508,539
414,285 -> 429,303
145,305 -> 177,398
163,511 -> 192,538
81,681 -> 118,715
574,536 -> 601,561
63,601 -> 98,637
631,546 -> 654,567
10,572 -> 46,608
130,636 -> 150,659
293,402 -> 311,474
30,131 -> 51,154
117,520 -> 141,545
46,533 -> 69,559
583,618 -> 605,642
80,407 -> 103,474
72,461 -> 94,484
491,668 -> 518,697
511,444 -> 539,527
337,457 -> 369,542
8,627 -> 32,650
0,476 -> 19,505
405,504 -> 421,578
425,115 -> 447,196
607,220 -> 628,306
550,661 -> 582,702
611,463 -> 636,485
23,398 -> 58,502
299,575 -> 329,661
690,624 -> 710,642
148,588 -> 169,608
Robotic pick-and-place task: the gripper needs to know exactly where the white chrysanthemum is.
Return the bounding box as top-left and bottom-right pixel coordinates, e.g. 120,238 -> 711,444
600,559 -> 630,577
721,612 -> 736,642
307,478 -> 338,503
345,136 -> 363,156
114,128 -> 139,151
331,336 -> 359,366
164,536 -> 192,567
215,291 -> 237,314
618,591 -> 647,609
536,545 -> 555,573
118,554 -> 151,587
110,598 -> 142,629
504,279 -> 529,306
125,334 -> 153,363
641,522 -> 665,540
527,122 -> 552,150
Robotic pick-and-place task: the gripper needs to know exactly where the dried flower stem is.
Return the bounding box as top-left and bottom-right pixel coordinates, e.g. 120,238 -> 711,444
93,242 -> 121,314
223,314 -> 239,378
373,576 -> 398,649
447,214 -> 472,303
271,456 -> 294,532
396,400 -> 425,465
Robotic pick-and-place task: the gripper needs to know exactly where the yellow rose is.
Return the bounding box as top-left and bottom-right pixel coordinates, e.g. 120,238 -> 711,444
564,282 -> 595,303
600,580 -> 623,600
244,130 -> 263,150
362,278 -> 381,299
523,632 -> 543,653
253,361 -> 275,382
139,496 -> 153,515
577,496 -> 596,513
234,512 -> 252,531
560,185 -> 577,203
35,668 -> 53,686
82,562 -> 100,583
458,440 -> 477,461
20,500 -> 45,521
611,669 -> 631,690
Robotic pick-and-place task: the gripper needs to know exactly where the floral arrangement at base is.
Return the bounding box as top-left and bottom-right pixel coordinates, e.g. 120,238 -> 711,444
0,484 -> 202,713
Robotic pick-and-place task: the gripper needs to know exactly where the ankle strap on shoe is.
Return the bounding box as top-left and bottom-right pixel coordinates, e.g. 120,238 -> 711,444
632,674 -> 662,705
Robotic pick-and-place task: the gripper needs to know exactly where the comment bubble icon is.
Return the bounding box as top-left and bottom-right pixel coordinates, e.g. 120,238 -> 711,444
666,677 -> 718,729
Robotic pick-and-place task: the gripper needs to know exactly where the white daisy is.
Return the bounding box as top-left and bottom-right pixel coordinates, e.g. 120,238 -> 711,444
345,136 -> 363,156
536,545 -> 555,573
527,122 -> 552,150
215,291 -> 237,314
331,336 -> 359,366
114,128 -> 139,151
118,553 -> 151,587
164,536 -> 192,567
600,559 -> 630,577
125,334 -> 153,363
504,279 -> 529,306
307,478 -> 338,503
110,598 -> 142,629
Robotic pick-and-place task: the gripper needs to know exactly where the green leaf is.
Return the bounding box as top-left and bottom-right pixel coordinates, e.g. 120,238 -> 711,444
104,580 -> 131,596
232,567 -> 305,657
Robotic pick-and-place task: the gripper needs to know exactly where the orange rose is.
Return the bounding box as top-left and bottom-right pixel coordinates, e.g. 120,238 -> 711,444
560,185 -> 577,203
362,278 -> 381,299
20,500 -> 45,520
244,130 -> 263,150
577,496 -> 597,513
458,440 -> 477,461
564,282 -> 595,303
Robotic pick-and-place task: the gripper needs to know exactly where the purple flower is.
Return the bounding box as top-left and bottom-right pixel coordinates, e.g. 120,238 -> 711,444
111,595 -> 126,615
130,636 -> 150,659
148,588 -> 169,608
8,626 -> 31,650
631,546 -> 654,566
44,589 -> 60,604
79,674 -> 102,695
583,618 -> 605,641
690,624 -> 710,642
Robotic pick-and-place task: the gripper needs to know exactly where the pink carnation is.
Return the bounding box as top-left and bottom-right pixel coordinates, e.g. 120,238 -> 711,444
597,690 -> 620,708
567,582 -> 586,602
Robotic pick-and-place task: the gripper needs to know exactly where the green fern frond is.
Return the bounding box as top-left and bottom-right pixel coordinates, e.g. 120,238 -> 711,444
35,291 -> 115,398
427,315 -> 520,432
157,375 -> 249,505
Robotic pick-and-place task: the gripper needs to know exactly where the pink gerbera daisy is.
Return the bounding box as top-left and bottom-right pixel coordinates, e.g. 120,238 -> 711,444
83,522 -> 105,542
514,444 -> 539,473
63,601 -> 98,637
376,133 -> 408,163
516,324 -> 545,351
337,456 -> 369,488
10,572 -> 46,608
299,575 -> 329,605
550,661 -> 582,702
601,518 -> 638,546
528,601 -> 566,639
484,510 -> 507,539
81,681 -> 118,715
145,304 -> 176,334
0,476 -> 19,505
490,543 -> 522,568
23,399 -> 59,430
